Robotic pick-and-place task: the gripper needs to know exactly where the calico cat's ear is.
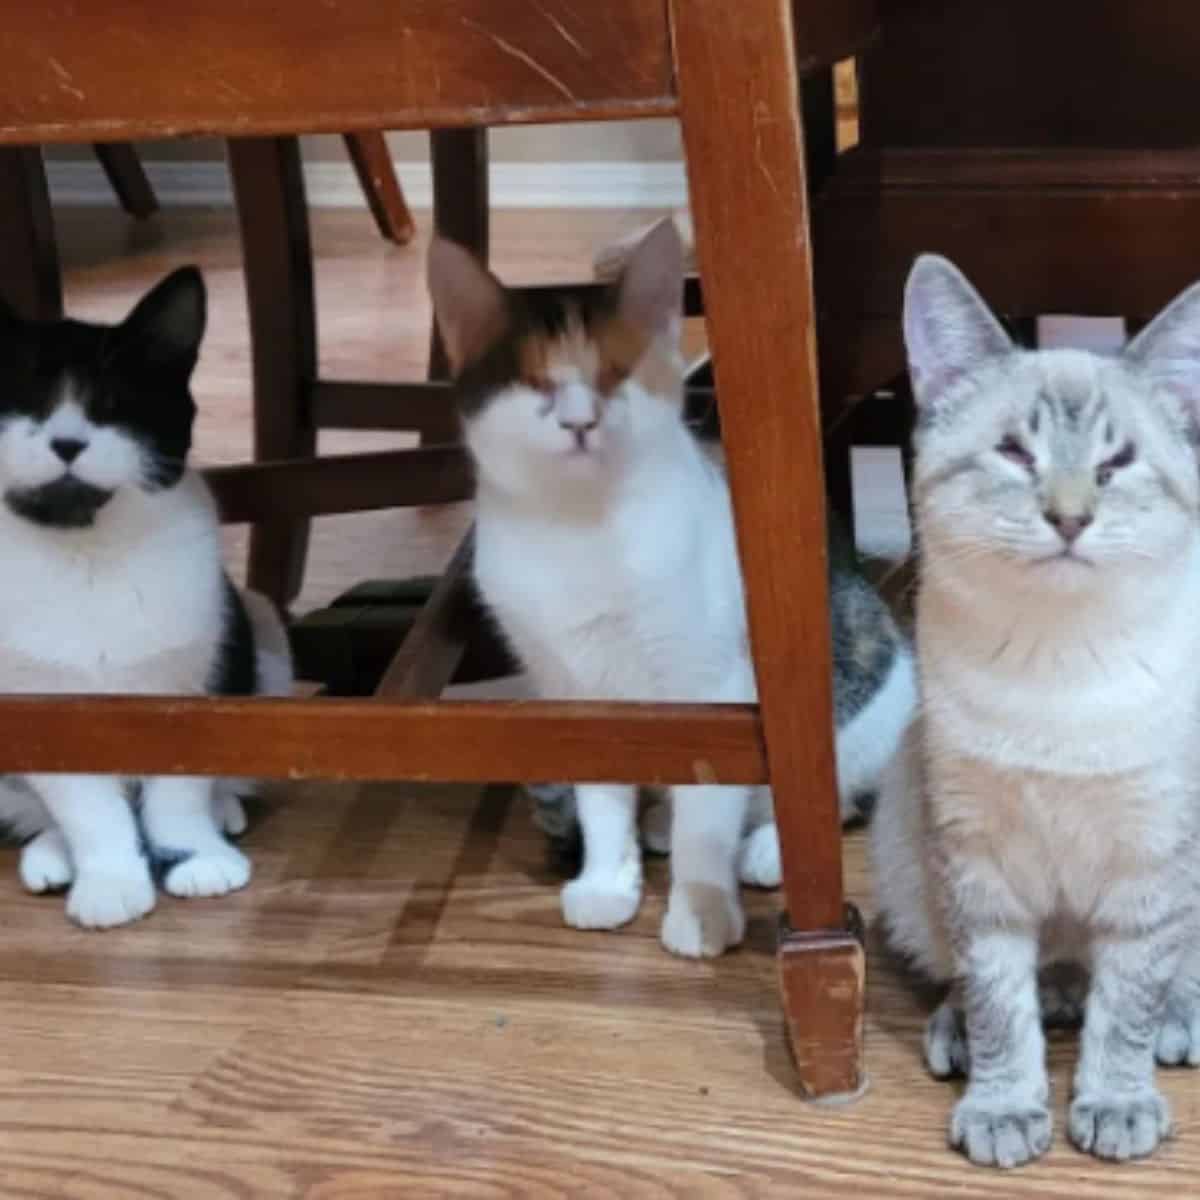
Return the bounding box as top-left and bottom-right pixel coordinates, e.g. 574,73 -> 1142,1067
903,254 -> 1013,405
614,217 -> 684,338
427,238 -> 510,375
1123,279 -> 1200,414
118,266 -> 207,369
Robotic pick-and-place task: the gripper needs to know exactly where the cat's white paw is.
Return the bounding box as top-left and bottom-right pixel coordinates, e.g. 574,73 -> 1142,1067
19,829 -> 74,893
640,799 -> 671,855
660,883 -> 745,958
66,862 -> 156,929
561,875 -> 642,930
737,823 -> 781,888
164,844 -> 252,898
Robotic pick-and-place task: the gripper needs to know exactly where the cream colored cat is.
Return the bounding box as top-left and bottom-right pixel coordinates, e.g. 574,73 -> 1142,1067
872,255 -> 1200,1167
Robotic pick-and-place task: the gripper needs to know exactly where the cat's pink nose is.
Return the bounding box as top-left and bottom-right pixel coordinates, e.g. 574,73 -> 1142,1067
1044,509 -> 1093,543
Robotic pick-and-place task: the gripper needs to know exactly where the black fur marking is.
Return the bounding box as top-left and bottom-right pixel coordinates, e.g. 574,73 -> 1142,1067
208,576 -> 257,696
0,267 -> 204,512
453,284 -> 619,417
5,477 -> 113,528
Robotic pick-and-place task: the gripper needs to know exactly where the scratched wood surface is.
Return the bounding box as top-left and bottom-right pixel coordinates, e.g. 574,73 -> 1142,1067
0,1 -> 676,143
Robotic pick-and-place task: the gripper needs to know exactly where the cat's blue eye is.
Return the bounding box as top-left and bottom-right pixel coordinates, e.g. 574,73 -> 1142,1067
1096,441 -> 1136,485
995,436 -> 1034,469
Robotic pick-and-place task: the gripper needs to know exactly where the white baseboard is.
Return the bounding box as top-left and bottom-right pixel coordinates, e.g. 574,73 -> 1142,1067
46,159 -> 688,210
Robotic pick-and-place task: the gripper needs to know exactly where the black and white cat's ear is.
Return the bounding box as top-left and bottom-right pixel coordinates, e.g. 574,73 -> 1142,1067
427,238 -> 510,375
614,217 -> 684,339
119,266 -> 207,367
1123,280 -> 1200,414
903,254 -> 1013,405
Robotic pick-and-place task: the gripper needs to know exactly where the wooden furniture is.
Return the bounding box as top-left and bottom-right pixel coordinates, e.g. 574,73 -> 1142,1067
0,0 -> 875,1101
814,0 -> 1200,518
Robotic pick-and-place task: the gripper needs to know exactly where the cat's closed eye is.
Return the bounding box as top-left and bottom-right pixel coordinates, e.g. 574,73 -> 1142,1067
995,435 -> 1035,469
1096,441 -> 1136,485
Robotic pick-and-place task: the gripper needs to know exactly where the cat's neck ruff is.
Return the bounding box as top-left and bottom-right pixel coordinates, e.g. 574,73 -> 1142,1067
918,534 -> 1200,774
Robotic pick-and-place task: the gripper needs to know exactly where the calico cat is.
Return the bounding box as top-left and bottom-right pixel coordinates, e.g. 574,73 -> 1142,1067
527,509 -> 914,864
871,255 -> 1200,1166
429,220 -> 915,958
0,268 -> 292,928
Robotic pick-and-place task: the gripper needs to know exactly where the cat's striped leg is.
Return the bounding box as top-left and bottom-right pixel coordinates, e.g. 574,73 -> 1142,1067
951,926 -> 1052,1168
1157,937 -> 1200,1067
1069,903 -> 1186,1160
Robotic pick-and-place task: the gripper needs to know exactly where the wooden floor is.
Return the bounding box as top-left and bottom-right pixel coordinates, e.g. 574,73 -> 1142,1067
4,206 -> 1197,1197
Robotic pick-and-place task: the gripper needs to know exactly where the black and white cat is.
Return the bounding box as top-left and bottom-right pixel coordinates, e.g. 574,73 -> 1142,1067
0,268 -> 291,928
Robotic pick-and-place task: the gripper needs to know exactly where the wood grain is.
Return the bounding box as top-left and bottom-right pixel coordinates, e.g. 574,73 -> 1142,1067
0,1 -> 676,144
674,0 -> 843,932
204,447 -> 475,524
0,696 -> 766,784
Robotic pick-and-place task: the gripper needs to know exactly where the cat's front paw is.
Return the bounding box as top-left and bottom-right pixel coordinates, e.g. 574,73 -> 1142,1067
66,861 -> 156,929
163,844 -> 252,898
660,883 -> 745,958
1068,1090 -> 1171,1161
19,829 -> 74,893
1156,996 -> 1200,1067
561,874 -> 642,930
736,824 -> 781,888
924,1001 -> 969,1079
950,1092 -> 1052,1168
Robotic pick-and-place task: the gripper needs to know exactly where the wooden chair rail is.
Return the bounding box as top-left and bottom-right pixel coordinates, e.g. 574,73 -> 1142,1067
203,446 -> 474,524
0,696 -> 766,784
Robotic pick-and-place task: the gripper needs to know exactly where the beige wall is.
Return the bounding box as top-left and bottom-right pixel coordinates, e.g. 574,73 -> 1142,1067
44,120 -> 684,164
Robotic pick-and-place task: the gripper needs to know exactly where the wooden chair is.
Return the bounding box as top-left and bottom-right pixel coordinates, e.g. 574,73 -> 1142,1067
812,0 -> 1200,520
0,0 -> 875,1101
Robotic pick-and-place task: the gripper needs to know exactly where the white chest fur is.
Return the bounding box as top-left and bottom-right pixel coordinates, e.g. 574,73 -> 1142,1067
473,437 -> 754,704
0,471 -> 226,695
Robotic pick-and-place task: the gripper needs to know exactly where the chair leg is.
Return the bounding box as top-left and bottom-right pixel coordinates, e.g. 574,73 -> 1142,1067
428,129 -> 489,382
0,147 -> 62,320
228,136 -> 318,609
343,132 -> 415,244
672,0 -> 865,1100
92,143 -> 158,219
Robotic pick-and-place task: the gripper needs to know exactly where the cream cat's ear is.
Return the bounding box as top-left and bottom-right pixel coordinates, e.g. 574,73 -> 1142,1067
427,238 -> 509,375
903,254 -> 1013,405
614,217 -> 684,339
1123,279 -> 1200,413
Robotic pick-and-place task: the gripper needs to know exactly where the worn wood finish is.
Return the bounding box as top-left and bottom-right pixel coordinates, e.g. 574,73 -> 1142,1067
204,447 -> 474,525
92,141 -> 158,218
0,697 -> 766,784
0,147 -> 61,319
674,0 -> 843,931
228,136 -> 318,608
343,131 -> 415,244
0,2 -> 676,144
374,531 -> 475,699
778,911 -> 867,1099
